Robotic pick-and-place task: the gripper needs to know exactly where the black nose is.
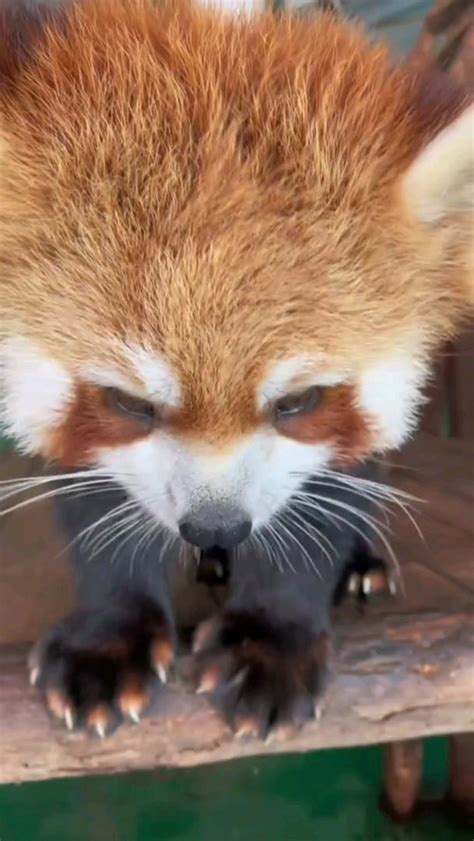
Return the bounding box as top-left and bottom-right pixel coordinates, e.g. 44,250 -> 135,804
179,508 -> 252,550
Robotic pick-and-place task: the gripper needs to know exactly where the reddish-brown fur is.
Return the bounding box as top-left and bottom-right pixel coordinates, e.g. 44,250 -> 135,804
53,379 -> 371,466
275,385 -> 374,463
50,384 -> 151,465
0,0 -> 472,463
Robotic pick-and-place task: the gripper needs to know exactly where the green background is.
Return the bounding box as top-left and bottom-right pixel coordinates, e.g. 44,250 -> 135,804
0,740 -> 469,841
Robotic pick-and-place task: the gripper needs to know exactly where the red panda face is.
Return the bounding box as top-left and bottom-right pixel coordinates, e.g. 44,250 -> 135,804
1,1 -> 472,544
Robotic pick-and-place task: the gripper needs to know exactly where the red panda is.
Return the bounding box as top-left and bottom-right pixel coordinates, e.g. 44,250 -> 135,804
0,0 -> 472,739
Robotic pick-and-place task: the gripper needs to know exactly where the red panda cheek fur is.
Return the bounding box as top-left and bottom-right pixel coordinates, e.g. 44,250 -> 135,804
48,384 -> 153,467
274,385 -> 375,464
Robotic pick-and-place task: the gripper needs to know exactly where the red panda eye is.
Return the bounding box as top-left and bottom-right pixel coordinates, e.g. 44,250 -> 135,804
106,388 -> 156,424
274,386 -> 323,423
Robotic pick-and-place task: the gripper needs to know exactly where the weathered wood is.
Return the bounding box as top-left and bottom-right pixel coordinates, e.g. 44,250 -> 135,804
0,610 -> 472,784
383,739 -> 423,818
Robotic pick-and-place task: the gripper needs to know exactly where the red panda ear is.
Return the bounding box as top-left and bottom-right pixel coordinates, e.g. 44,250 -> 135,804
402,104 -> 474,226
401,103 -> 474,307
0,0 -> 66,87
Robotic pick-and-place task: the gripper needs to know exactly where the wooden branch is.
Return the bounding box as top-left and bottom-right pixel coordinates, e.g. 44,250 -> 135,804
1,610 -> 473,784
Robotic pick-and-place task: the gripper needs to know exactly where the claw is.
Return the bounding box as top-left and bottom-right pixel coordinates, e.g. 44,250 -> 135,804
118,679 -> 149,722
87,706 -> 111,737
235,720 -> 259,740
29,667 -> 39,687
64,707 -> 74,731
95,722 -> 106,739
265,725 -> 295,744
196,669 -> 219,695
129,708 -> 141,724
235,726 -> 251,739
157,664 -> 167,684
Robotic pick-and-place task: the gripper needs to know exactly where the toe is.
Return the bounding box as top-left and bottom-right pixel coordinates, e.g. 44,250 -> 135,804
149,635 -> 174,683
195,650 -> 241,695
46,688 -> 73,726
117,674 -> 150,723
86,705 -> 115,738
192,617 -> 222,654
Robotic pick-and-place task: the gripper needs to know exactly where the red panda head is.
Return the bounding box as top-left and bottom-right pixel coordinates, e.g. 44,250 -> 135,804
1,0 -> 472,544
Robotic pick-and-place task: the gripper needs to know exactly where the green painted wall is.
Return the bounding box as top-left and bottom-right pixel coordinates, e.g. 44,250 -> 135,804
0,740 -> 469,841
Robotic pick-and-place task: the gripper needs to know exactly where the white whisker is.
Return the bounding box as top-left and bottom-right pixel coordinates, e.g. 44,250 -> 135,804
60,498 -> 139,557
261,521 -> 287,573
297,471 -> 424,542
294,494 -> 399,572
286,507 -> 335,568
274,514 -> 320,577
90,511 -> 144,561
0,480 -> 121,516
84,504 -> 142,558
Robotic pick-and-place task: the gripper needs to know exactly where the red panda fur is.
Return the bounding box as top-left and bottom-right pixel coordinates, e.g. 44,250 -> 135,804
0,0 -> 472,461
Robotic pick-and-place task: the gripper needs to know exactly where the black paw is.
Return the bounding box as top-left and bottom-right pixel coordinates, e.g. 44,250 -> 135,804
333,536 -> 397,607
29,597 -> 174,737
192,610 -> 329,741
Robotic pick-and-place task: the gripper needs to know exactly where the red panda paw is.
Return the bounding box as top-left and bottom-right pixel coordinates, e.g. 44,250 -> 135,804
192,609 -> 330,741
28,598 -> 174,737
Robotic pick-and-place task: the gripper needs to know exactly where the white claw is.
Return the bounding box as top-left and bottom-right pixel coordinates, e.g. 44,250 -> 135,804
348,574 -> 359,594
157,664 -> 167,684
235,726 -> 250,740
314,704 -> 322,723
388,578 -> 397,596
362,576 -> 372,595
95,722 -> 106,739
64,708 -> 74,731
29,667 -> 39,687
129,708 -> 141,724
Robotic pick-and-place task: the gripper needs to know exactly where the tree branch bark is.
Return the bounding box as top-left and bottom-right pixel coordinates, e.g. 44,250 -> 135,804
1,609 -> 473,784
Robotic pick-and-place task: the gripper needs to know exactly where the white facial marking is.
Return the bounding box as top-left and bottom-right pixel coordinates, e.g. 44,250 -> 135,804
258,356 -> 345,411
99,431 -> 332,535
0,337 -> 73,453
84,345 -> 182,407
126,345 -> 182,407
357,355 -> 427,450
97,352 -> 427,535
83,364 -> 146,396
1,335 -> 427,540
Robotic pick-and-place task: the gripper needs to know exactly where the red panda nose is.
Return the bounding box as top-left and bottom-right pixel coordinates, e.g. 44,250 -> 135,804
179,508 -> 252,550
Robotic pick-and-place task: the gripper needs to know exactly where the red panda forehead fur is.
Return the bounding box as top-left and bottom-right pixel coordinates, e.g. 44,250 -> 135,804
0,0 -> 470,443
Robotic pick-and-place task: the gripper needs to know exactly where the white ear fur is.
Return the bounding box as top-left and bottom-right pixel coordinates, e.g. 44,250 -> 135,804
402,104 -> 474,225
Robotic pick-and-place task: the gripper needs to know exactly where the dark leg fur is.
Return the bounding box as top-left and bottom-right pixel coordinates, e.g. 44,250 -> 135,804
30,486 -> 175,736
36,462 -> 385,737
191,471 -> 376,739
